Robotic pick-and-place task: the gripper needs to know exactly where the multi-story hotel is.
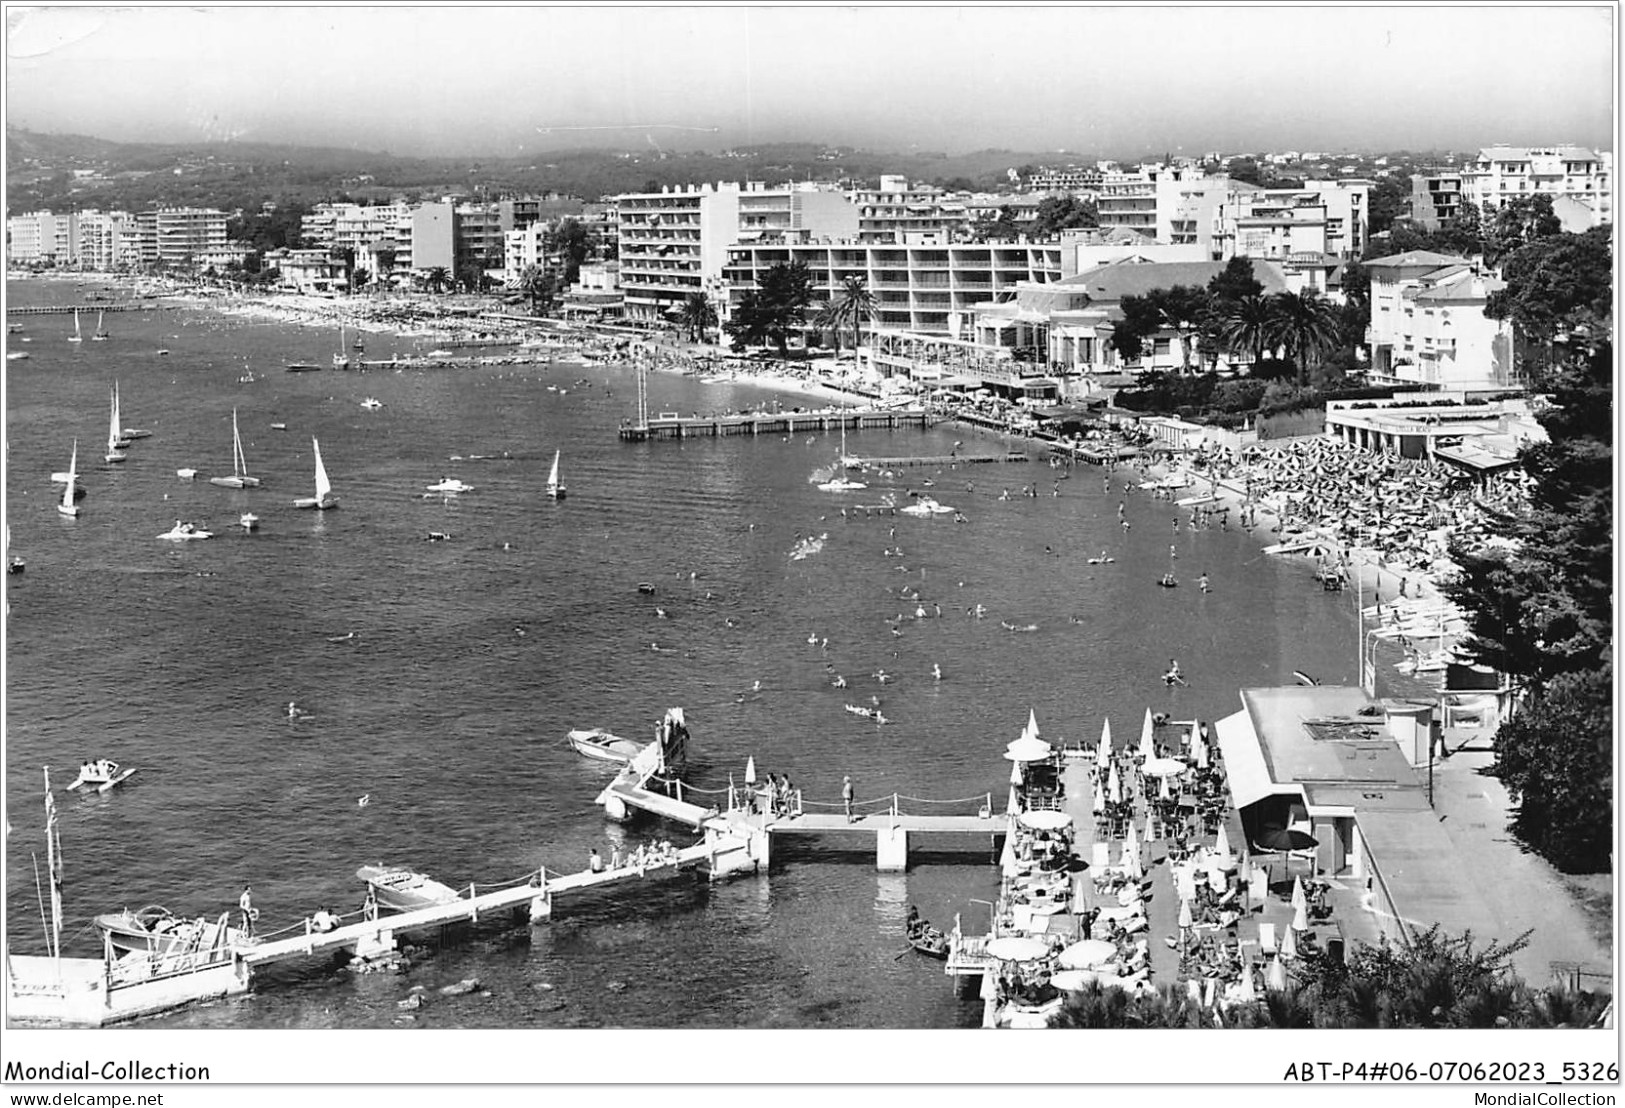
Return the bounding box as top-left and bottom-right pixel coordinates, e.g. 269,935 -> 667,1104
1364,249 -> 1522,391
5,210 -> 75,265
1460,145 -> 1611,225
150,207 -> 228,266
1026,165 -> 1106,197
76,210 -> 139,271
1408,168 -> 1466,231
1214,181 -> 1370,265
614,182 -> 859,323
849,176 -> 968,243
721,239 -> 1067,337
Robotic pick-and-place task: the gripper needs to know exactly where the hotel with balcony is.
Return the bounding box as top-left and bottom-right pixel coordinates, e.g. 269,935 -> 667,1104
850,176 -> 969,243
1461,145 -> 1612,226
1364,249 -> 1522,392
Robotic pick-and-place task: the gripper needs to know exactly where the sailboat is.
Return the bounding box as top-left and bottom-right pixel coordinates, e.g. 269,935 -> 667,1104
91,311 -> 109,341
58,441 -> 81,517
104,388 -> 129,463
67,309 -> 83,343
293,437 -> 339,510
209,409 -> 261,488
118,382 -> 152,439
547,449 -> 566,500
816,419 -> 867,492
333,324 -> 351,370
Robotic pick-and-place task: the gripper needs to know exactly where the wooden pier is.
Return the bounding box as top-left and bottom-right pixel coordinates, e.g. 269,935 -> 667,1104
619,409 -> 930,442
844,451 -> 1029,469
7,303 -> 167,315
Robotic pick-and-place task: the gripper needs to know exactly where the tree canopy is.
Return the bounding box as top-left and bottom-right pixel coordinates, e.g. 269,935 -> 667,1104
1029,194 -> 1098,238
724,261 -> 814,357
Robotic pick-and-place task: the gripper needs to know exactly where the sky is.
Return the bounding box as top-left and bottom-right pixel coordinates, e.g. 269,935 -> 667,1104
3,4 -> 1617,159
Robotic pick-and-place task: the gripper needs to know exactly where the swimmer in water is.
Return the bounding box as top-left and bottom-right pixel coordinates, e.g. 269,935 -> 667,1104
1198,572 -> 1210,593
932,664 -> 942,681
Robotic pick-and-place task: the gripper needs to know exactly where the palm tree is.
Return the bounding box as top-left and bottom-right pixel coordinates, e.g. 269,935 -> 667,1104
519,264 -> 554,314
1271,289 -> 1342,383
679,292 -> 717,344
424,266 -> 450,295
1219,294 -> 1279,368
826,276 -> 877,362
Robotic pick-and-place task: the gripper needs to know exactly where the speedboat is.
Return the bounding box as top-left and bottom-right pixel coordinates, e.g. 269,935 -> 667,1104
177,468 -> 198,480
425,477 -> 474,494
286,362 -> 323,372
360,397 -> 383,410
568,728 -> 643,764
817,475 -> 868,492
94,905 -> 226,958
239,513 -> 260,531
67,759 -> 136,793
8,555 -> 23,575
158,521 -> 213,541
900,496 -> 954,517
355,864 -> 462,913
5,351 -> 28,361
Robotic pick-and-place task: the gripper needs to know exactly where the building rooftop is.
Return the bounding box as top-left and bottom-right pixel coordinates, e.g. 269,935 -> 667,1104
1240,686 -> 1418,789
1363,249 -> 1473,269
1476,145 -> 1601,163
1059,257 -> 1289,300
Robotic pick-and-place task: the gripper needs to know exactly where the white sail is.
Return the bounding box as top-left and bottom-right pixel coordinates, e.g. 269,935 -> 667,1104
59,441 -> 79,515
547,450 -> 561,491
105,388 -> 127,461
233,410 -> 247,478
312,437 -> 332,501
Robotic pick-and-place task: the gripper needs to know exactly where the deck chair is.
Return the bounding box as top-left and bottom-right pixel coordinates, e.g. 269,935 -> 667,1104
1259,922 -> 1278,955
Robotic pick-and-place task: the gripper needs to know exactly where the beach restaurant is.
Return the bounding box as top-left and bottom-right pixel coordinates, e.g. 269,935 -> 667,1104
1214,686 -> 1500,949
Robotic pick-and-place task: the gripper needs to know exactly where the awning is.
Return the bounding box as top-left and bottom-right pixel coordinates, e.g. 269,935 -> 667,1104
1214,709 -> 1279,809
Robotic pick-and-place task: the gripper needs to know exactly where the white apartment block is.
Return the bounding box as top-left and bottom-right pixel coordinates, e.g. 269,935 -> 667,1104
503,221 -> 557,287
1462,146 -> 1611,225
1097,164 -> 1221,243
721,240 -> 1066,337
151,207 -> 228,265
410,202 -> 455,275
1364,249 -> 1522,391
6,210 -> 74,264
614,181 -> 859,323
1027,166 -> 1105,196
1216,181 -> 1369,263
76,210 -> 139,270
849,176 -> 967,243
332,203 -> 410,263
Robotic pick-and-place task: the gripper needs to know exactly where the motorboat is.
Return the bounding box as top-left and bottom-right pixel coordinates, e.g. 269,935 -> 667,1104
1157,574 -> 1178,588
94,905 -> 235,958
177,468 -> 198,480
270,423 -> 287,431
900,496 -> 954,517
209,409 -> 261,488
158,521 -> 213,541
816,422 -> 867,491
293,437 -> 340,510
361,397 -> 383,410
8,555 -> 23,574
568,728 -> 644,764
239,512 -> 260,531
546,450 -> 566,500
637,582 -> 657,595
425,477 -> 474,494
286,362 -> 323,373
6,351 -> 28,361
355,864 -> 462,913
67,758 -> 136,793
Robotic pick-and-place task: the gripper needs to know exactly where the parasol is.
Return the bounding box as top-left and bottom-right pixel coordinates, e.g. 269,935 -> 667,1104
1018,809 -> 1073,832
1057,938 -> 1117,969
1142,756 -> 1186,778
1004,736 -> 1053,762
985,936 -> 1051,963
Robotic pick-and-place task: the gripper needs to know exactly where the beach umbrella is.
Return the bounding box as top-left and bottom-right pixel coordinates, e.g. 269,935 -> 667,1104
1107,762 -> 1121,799
1177,897 -> 1193,931
744,756 -> 756,786
1254,827 -> 1317,880
1159,774 -> 1173,802
1280,924 -> 1299,960
1049,969 -> 1098,992
1097,718 -> 1113,763
1266,956 -> 1287,992
1142,756 -> 1186,778
1018,809 -> 1072,832
1138,709 -> 1156,760
985,936 -> 1050,963
1004,736 -> 1052,762
1290,877 -> 1307,914
1194,735 -> 1210,770
1009,760 -> 1023,786
1091,781 -> 1105,815
1058,938 -> 1117,970
1237,961 -> 1258,1001
1025,708 -> 1040,741
1144,812 -> 1158,844
1292,899 -> 1310,933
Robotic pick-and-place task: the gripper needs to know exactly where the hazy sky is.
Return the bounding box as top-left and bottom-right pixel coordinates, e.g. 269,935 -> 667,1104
5,5 -> 1616,158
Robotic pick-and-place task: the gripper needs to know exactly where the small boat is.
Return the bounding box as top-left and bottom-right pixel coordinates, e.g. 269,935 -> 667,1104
5,351 -> 28,361
1158,574 -> 1178,588
907,920 -> 949,960
94,905 -> 229,958
239,512 -> 260,531
425,477 -> 474,493
104,387 -> 129,463
292,437 -> 339,509
209,409 -> 261,488
637,582 -> 657,595
156,349 -> 170,356
116,382 -> 151,438
177,468 -> 198,480
68,309 -> 83,344
57,441 -> 81,518
6,323 -> 21,333
900,496 -> 953,517
270,422 -> 287,431
91,311 -> 109,341
355,864 -> 462,913
67,758 -> 136,793
360,397 -> 382,410
547,449 -> 566,500
568,728 -> 644,764
158,521 -> 213,541
286,362 -> 323,373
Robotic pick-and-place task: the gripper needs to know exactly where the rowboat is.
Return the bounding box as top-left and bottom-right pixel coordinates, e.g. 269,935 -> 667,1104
568,728 -> 643,764
355,864 -> 462,913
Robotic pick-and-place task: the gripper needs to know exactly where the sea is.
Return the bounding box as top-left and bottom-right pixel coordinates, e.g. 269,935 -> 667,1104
3,278 -> 1389,1030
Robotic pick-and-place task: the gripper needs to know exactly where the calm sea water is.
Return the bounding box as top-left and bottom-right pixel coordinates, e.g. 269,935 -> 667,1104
5,279 -> 1375,1028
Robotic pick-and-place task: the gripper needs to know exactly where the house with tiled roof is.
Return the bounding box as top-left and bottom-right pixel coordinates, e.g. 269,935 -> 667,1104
1365,250 -> 1524,391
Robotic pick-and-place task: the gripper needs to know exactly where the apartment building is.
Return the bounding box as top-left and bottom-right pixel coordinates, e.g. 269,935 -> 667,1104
1364,249 -> 1521,391
613,182 -> 859,323
332,203 -> 410,265
263,248 -> 349,295
5,210 -> 75,264
1461,145 -> 1612,224
76,210 -> 139,270
722,240 -> 1065,338
1096,164 -> 1205,239
1215,182 -> 1369,265
410,202 -> 455,275
1027,165 -> 1105,197
849,176 -> 967,243
502,220 -> 561,287
151,207 -> 228,266
960,194 -> 1043,235
1408,169 -> 1466,231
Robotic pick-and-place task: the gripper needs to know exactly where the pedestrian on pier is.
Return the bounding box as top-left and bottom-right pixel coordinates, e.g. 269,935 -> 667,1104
589,848 -> 604,874
238,886 -> 255,937
843,775 -> 855,822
